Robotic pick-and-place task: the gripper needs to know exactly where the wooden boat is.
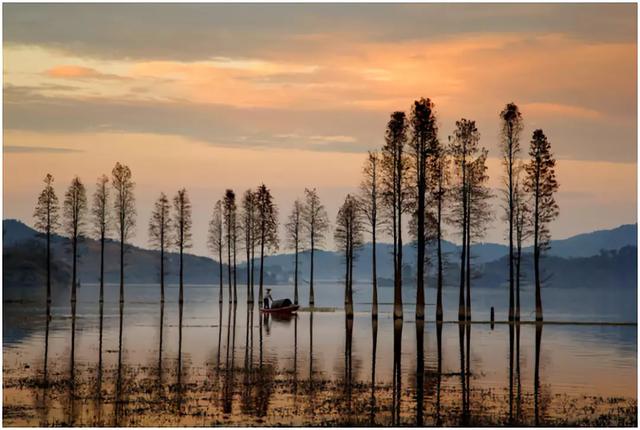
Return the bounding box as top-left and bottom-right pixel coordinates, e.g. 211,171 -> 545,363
260,298 -> 299,314
260,304 -> 299,314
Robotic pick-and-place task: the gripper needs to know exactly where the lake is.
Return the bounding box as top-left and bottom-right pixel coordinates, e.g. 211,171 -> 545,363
3,281 -> 637,426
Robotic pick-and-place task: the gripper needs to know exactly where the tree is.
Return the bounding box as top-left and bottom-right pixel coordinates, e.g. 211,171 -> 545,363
91,175 -> 109,305
302,188 -> 329,306
63,176 -> 87,303
408,98 -> 438,320
465,148 -> 492,320
357,151 -> 382,317
499,103 -> 524,321
173,189 -> 192,304
112,162 -> 136,304
149,193 -> 171,303
207,200 -> 225,303
285,199 -> 304,305
255,184 -> 279,307
524,129 -> 559,322
513,166 -> 531,320
449,119 -> 480,321
428,139 -> 449,321
381,111 -> 409,320
241,190 -> 257,304
334,194 -> 364,318
223,189 -> 237,303
33,173 -> 60,304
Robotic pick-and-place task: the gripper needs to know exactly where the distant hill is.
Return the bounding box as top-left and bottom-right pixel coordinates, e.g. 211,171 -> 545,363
2,219 -> 637,289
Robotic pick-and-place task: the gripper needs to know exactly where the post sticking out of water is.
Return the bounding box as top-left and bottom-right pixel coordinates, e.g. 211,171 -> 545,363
490,306 -> 495,329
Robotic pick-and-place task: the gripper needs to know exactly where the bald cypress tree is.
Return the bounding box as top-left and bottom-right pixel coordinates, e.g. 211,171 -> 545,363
499,103 -> 524,321
335,194 -> 364,318
302,188 -> 329,307
207,200 -> 225,303
33,173 -> 60,304
173,189 -> 192,305
256,184 -> 279,307
285,198 -> 304,305
408,98 -> 438,320
524,129 -> 559,322
112,162 -> 136,304
63,176 -> 87,303
91,175 -> 109,304
223,189 -> 237,302
381,111 -> 409,320
357,151 -> 382,317
149,193 -> 172,303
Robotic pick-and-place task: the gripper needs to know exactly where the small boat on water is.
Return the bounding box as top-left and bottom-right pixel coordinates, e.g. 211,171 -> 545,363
260,298 -> 299,314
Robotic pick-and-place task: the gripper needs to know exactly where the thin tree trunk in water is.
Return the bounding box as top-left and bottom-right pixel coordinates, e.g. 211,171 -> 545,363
534,324 -> 543,425
218,247 -> 223,303
458,192 -> 467,321
436,195 -> 443,321
246,232 -> 251,304
259,229 -> 265,308
516,237 -> 521,321
372,226 -> 378,318
233,235 -> 237,303
309,231 -> 315,306
508,137 -> 515,321
120,223 -> 124,304
465,191 -> 471,321
344,231 -> 351,316
347,231 -> 354,318
250,242 -> 255,304
179,244 -> 184,304
71,235 -> 77,303
534,169 -> 543,321
294,242 -> 299,305
459,155 -> 467,321
46,224 -> 51,305
160,240 -> 164,303
416,155 -> 425,320
100,231 -> 105,304
227,227 -> 232,303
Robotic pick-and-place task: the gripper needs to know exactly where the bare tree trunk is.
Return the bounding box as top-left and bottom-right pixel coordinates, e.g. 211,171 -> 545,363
294,242 -> 299,305
71,234 -> 77,303
436,194 -> 443,321
534,171 -> 543,321
233,234 -> 237,303
179,242 -> 184,304
508,140 -> 515,321
465,191 -> 471,321
259,229 -> 265,308
416,157 -> 425,320
372,226 -> 378,318
394,154 -> 404,319
246,232 -> 251,304
160,238 -> 164,304
515,234 -> 521,321
218,247 -> 223,303
309,230 -> 315,306
119,223 -> 124,304
250,242 -> 255,304
46,222 -> 51,305
458,155 -> 467,321
227,227 -> 232,303
458,187 -> 467,321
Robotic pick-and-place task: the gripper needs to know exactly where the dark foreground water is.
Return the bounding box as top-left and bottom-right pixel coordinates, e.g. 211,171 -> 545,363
3,282 -> 637,426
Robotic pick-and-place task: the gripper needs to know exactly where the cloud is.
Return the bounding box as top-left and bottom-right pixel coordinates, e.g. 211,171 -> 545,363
522,103 -> 604,120
45,65 -> 126,80
4,145 -> 82,154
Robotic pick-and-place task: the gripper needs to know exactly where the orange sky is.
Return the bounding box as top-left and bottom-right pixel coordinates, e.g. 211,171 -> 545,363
3,4 -> 637,255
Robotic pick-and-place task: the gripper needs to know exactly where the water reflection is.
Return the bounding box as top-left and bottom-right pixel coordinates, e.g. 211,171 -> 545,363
391,319 -> 402,426
7,290 -> 637,427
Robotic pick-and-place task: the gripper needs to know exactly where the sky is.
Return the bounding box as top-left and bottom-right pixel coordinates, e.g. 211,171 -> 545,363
3,3 -> 637,256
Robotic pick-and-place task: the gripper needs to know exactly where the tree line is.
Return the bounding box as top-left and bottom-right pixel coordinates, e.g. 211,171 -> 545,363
33,100 -> 558,321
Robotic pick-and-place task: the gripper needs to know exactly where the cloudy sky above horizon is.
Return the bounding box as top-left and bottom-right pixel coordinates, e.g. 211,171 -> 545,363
3,3 -> 637,256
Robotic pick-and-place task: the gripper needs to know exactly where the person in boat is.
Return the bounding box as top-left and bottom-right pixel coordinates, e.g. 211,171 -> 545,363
263,288 -> 273,309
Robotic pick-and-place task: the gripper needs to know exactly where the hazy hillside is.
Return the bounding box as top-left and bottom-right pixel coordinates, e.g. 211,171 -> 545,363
3,219 -> 637,289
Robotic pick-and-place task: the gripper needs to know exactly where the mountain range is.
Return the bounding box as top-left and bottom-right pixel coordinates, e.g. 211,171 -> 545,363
3,219 -> 637,292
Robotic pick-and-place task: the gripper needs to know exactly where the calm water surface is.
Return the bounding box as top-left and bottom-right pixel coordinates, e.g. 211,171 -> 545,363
3,282 -> 637,426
